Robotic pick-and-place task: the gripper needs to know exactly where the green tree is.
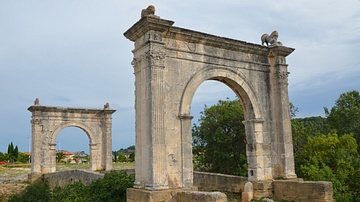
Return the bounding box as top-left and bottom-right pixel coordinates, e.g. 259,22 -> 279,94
291,116 -> 328,175
290,102 -> 299,118
6,142 -> 19,163
118,153 -> 127,162
192,99 -> 247,176
17,153 -> 30,163
56,152 -> 65,163
113,151 -> 118,162
7,142 -> 14,156
298,133 -> 360,201
0,152 -> 5,161
324,90 -> 360,150
128,152 -> 135,162
13,146 -> 18,162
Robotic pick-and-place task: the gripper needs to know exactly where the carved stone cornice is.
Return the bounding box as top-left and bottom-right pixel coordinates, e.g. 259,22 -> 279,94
268,46 -> 295,58
28,105 -> 116,115
124,16 -> 174,42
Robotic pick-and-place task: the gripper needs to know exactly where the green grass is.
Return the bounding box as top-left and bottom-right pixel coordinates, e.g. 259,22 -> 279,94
0,162 -> 135,178
56,162 -> 135,171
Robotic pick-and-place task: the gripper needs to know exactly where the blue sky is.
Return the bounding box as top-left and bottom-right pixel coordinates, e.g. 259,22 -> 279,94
0,1 -> 359,153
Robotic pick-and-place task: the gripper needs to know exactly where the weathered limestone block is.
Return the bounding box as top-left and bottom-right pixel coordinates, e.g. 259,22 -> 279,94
274,180 -> 335,202
126,188 -> 178,202
177,191 -> 227,202
193,171 -> 247,193
252,180 -> 274,200
242,182 -> 253,202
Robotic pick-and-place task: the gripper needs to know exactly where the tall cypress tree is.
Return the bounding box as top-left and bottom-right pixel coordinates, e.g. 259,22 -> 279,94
14,145 -> 19,162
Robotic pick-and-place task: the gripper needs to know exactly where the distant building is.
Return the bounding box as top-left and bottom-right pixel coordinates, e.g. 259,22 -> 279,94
57,150 -> 75,163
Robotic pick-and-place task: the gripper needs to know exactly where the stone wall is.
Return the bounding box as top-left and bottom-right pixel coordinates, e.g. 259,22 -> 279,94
43,169 -> 104,189
193,171 -> 247,193
193,172 -> 335,202
43,170 -> 335,202
274,180 -> 335,202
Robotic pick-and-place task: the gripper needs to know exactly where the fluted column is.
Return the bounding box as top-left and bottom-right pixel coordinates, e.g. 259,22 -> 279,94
30,113 -> 42,174
268,46 -> 297,179
125,16 -> 174,190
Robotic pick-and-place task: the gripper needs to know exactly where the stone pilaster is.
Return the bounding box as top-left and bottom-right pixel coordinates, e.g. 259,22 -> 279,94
243,119 -> 271,181
268,46 -> 297,179
102,109 -> 113,171
49,143 -> 57,173
30,112 -> 42,174
89,143 -> 98,171
179,114 -> 194,188
125,16 -> 174,190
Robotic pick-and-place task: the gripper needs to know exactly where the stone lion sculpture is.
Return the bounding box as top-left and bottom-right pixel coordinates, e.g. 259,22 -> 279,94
261,31 -> 282,46
141,5 -> 156,18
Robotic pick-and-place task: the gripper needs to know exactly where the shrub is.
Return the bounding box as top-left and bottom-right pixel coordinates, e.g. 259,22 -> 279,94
9,170 -> 135,202
87,170 -> 135,202
8,180 -> 51,202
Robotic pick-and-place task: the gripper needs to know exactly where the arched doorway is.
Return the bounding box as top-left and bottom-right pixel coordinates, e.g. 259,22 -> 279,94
28,99 -> 115,174
124,15 -> 296,191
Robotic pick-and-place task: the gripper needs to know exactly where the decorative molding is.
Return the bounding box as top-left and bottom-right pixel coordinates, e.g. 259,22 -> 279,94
132,58 -> 142,74
145,50 -> 166,67
147,30 -> 163,42
277,70 -> 289,86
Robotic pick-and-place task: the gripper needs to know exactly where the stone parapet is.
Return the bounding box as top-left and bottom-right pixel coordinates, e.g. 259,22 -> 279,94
274,180 -> 335,202
193,171 -> 247,193
43,169 -> 104,189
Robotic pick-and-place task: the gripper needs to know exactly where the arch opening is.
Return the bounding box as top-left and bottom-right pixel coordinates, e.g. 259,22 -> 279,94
179,67 -> 267,182
191,80 -> 248,177
55,126 -> 90,168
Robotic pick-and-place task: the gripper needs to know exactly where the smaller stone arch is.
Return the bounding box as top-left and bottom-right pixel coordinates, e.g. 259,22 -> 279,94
28,99 -> 115,174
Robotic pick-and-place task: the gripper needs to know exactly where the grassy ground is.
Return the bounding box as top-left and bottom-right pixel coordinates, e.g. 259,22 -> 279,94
0,162 -> 135,201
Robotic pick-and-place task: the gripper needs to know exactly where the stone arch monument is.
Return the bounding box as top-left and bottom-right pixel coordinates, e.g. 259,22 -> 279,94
28,99 -> 115,174
124,10 -> 297,196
